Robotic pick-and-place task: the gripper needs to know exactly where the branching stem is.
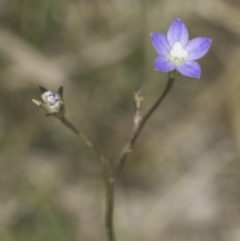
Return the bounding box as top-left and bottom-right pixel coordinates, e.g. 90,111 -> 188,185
42,74 -> 175,241
114,75 -> 175,177
104,75 -> 175,241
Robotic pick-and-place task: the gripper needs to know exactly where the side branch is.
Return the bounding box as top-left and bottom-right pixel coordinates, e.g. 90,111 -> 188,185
114,75 -> 175,177
58,115 -> 111,173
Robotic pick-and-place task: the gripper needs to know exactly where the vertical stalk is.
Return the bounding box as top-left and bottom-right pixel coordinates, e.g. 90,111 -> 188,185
105,74 -> 176,241
35,73 -> 176,241
105,177 -> 115,241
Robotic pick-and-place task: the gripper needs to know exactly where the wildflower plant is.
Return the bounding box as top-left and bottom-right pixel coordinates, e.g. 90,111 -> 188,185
32,18 -> 211,241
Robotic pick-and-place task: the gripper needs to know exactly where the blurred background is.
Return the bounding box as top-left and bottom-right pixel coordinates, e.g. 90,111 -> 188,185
0,0 -> 240,240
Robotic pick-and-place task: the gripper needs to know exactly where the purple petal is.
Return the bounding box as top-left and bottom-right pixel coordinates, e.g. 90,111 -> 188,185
155,56 -> 175,72
167,18 -> 189,47
176,61 -> 201,78
150,33 -> 170,57
186,37 -> 212,60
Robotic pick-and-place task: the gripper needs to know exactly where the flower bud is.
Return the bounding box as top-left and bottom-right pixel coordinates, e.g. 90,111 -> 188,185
41,91 -> 61,111
32,86 -> 64,116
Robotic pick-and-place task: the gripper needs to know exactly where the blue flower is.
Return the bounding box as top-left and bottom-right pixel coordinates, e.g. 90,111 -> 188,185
150,18 -> 212,78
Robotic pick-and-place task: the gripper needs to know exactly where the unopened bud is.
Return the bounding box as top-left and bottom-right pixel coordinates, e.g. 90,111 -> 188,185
32,86 -> 64,116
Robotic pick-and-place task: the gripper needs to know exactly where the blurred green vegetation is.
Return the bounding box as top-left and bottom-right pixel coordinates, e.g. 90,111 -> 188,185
0,0 -> 240,241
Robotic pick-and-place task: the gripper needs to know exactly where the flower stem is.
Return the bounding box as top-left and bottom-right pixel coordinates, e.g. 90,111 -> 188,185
57,115 -> 115,241
114,75 -> 176,177
55,74 -> 175,241
57,115 -> 111,173
103,74 -> 175,241
105,177 -> 115,241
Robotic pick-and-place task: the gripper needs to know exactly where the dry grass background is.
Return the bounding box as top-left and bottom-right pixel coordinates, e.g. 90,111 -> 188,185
0,0 -> 240,241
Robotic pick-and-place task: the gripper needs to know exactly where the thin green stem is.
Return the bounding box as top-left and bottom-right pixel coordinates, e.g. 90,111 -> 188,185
114,75 -> 176,177
57,115 -> 111,173
102,75 -> 175,241
105,177 -> 115,241
57,115 -> 114,241
53,74 -> 175,241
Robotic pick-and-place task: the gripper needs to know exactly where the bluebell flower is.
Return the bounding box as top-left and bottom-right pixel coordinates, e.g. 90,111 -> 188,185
150,18 -> 212,78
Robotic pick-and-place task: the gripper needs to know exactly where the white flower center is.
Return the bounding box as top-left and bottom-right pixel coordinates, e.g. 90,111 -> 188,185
168,42 -> 188,65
